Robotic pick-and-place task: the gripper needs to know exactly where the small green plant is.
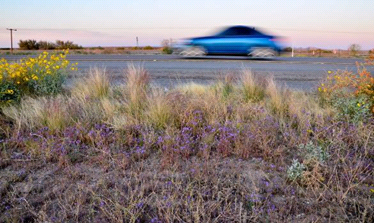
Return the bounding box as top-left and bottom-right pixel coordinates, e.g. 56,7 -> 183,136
0,82 -> 20,105
287,159 -> 306,181
299,141 -> 329,163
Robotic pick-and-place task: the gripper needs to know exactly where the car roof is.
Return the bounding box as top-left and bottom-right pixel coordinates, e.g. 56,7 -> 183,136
215,25 -> 263,36
230,25 -> 254,29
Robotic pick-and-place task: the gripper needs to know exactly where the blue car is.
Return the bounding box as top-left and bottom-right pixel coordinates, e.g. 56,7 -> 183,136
174,26 -> 283,58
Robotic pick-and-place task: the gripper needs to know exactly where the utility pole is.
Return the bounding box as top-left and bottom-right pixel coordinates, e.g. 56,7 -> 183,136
6,28 -> 17,53
291,43 -> 294,57
136,37 -> 139,47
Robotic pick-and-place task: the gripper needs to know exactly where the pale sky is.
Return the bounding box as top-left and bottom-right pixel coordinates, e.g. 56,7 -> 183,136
1,0 -> 373,49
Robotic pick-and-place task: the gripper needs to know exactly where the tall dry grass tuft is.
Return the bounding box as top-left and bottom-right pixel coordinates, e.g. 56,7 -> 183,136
240,70 -> 267,103
175,83 -> 223,125
145,89 -> 172,130
125,64 -> 150,101
2,96 -> 71,131
123,64 -> 150,123
266,78 -> 290,118
71,67 -> 110,100
287,92 -> 335,136
177,82 -> 208,96
67,68 -> 112,127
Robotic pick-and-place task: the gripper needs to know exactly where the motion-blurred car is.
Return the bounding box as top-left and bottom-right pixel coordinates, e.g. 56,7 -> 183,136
174,25 -> 283,58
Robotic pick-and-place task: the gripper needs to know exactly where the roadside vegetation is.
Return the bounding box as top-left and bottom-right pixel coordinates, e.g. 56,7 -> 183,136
18,40 -> 83,50
0,52 -> 373,222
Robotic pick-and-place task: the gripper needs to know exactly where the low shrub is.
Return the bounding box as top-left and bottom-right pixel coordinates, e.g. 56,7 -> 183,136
0,51 -> 77,105
318,65 -> 374,117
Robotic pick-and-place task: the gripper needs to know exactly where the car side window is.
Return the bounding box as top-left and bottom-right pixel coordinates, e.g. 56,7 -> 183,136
218,27 -> 261,36
236,27 -> 252,35
220,28 -> 238,36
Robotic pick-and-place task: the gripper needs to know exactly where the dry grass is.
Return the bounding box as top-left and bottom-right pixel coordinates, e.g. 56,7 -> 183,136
1,67 -> 373,222
71,67 -> 110,100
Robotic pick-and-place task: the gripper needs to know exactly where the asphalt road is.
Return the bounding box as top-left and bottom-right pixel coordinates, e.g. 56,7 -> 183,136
3,54 -> 373,91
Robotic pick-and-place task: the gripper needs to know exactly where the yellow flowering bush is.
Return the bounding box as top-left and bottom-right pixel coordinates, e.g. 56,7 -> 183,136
318,63 -> 374,121
0,50 -> 77,105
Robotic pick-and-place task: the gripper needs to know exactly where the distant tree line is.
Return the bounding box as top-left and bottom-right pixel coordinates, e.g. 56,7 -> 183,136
18,39 -> 83,50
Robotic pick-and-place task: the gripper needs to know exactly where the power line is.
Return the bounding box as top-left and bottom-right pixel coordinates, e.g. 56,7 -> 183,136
270,28 -> 374,35
2,26 -> 373,35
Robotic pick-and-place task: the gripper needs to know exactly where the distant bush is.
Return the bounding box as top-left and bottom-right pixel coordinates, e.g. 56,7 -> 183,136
38,41 -> 56,50
161,39 -> 173,54
348,44 -> 361,56
161,47 -> 173,54
55,40 -> 83,50
116,47 -> 125,50
102,48 -> 115,54
322,50 -> 332,54
283,47 -> 292,52
143,45 -> 154,50
18,39 -> 82,50
18,39 -> 39,50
